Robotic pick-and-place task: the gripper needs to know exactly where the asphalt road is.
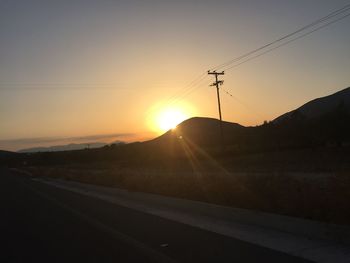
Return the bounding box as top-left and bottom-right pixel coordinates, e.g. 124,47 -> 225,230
0,168 -> 312,263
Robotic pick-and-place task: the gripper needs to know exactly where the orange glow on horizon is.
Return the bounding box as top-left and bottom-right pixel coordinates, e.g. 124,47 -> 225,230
157,108 -> 188,132
149,103 -> 196,133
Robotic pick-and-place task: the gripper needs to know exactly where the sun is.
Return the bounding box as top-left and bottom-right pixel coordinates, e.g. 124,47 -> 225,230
148,102 -> 196,134
156,108 -> 188,132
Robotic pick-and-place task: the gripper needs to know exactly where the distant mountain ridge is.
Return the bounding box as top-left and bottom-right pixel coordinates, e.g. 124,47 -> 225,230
18,141 -> 124,153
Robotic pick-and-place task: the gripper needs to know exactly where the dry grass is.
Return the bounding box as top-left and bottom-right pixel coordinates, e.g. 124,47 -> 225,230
25,164 -> 350,225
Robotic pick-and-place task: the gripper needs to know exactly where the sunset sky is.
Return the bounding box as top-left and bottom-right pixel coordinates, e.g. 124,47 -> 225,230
1,0 -> 349,151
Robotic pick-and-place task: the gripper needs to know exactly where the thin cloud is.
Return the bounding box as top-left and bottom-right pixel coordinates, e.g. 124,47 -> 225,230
0,133 -> 139,152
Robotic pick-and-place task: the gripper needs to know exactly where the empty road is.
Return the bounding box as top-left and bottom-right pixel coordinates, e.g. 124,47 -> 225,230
0,168 -> 312,263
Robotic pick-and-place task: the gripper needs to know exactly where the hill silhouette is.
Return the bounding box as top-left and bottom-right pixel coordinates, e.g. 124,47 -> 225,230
269,87 -> 350,148
135,87 -> 350,155
166,87 -> 350,150
274,87 -> 350,123
149,117 -> 247,147
2,87 -> 350,166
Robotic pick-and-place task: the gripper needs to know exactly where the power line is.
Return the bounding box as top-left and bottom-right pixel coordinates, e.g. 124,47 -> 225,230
143,71 -> 209,120
167,3 -> 350,116
204,3 -> 350,129
219,12 -> 350,121
166,75 -> 209,106
163,72 -> 208,103
222,88 -> 265,120
224,11 -> 350,71
210,3 -> 350,72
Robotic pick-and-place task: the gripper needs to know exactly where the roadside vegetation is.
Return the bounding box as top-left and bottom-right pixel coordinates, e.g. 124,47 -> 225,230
5,110 -> 350,225
22,147 -> 350,225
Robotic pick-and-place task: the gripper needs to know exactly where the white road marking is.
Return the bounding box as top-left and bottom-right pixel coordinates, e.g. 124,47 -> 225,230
32,177 -> 350,263
19,179 -> 178,263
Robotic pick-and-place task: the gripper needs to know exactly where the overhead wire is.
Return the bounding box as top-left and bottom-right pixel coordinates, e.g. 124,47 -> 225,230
210,3 -> 350,72
143,71 -> 209,120
211,4 -> 350,122
9,3 -> 348,123
156,3 -> 350,114
222,88 -> 265,120
223,11 -> 350,71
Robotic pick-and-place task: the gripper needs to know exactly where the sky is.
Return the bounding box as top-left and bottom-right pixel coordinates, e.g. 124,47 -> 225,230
1,0 -> 349,151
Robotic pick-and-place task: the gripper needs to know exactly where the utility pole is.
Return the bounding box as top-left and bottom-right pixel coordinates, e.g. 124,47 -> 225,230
208,70 -> 225,151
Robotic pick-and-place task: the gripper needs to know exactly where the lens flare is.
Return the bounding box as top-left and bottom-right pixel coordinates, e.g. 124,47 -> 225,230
156,108 -> 188,132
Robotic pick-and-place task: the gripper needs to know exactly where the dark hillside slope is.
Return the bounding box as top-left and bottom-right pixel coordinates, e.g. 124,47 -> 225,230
268,87 -> 350,148
0,150 -> 17,157
0,150 -> 21,166
150,117 -> 247,146
274,87 -> 350,123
